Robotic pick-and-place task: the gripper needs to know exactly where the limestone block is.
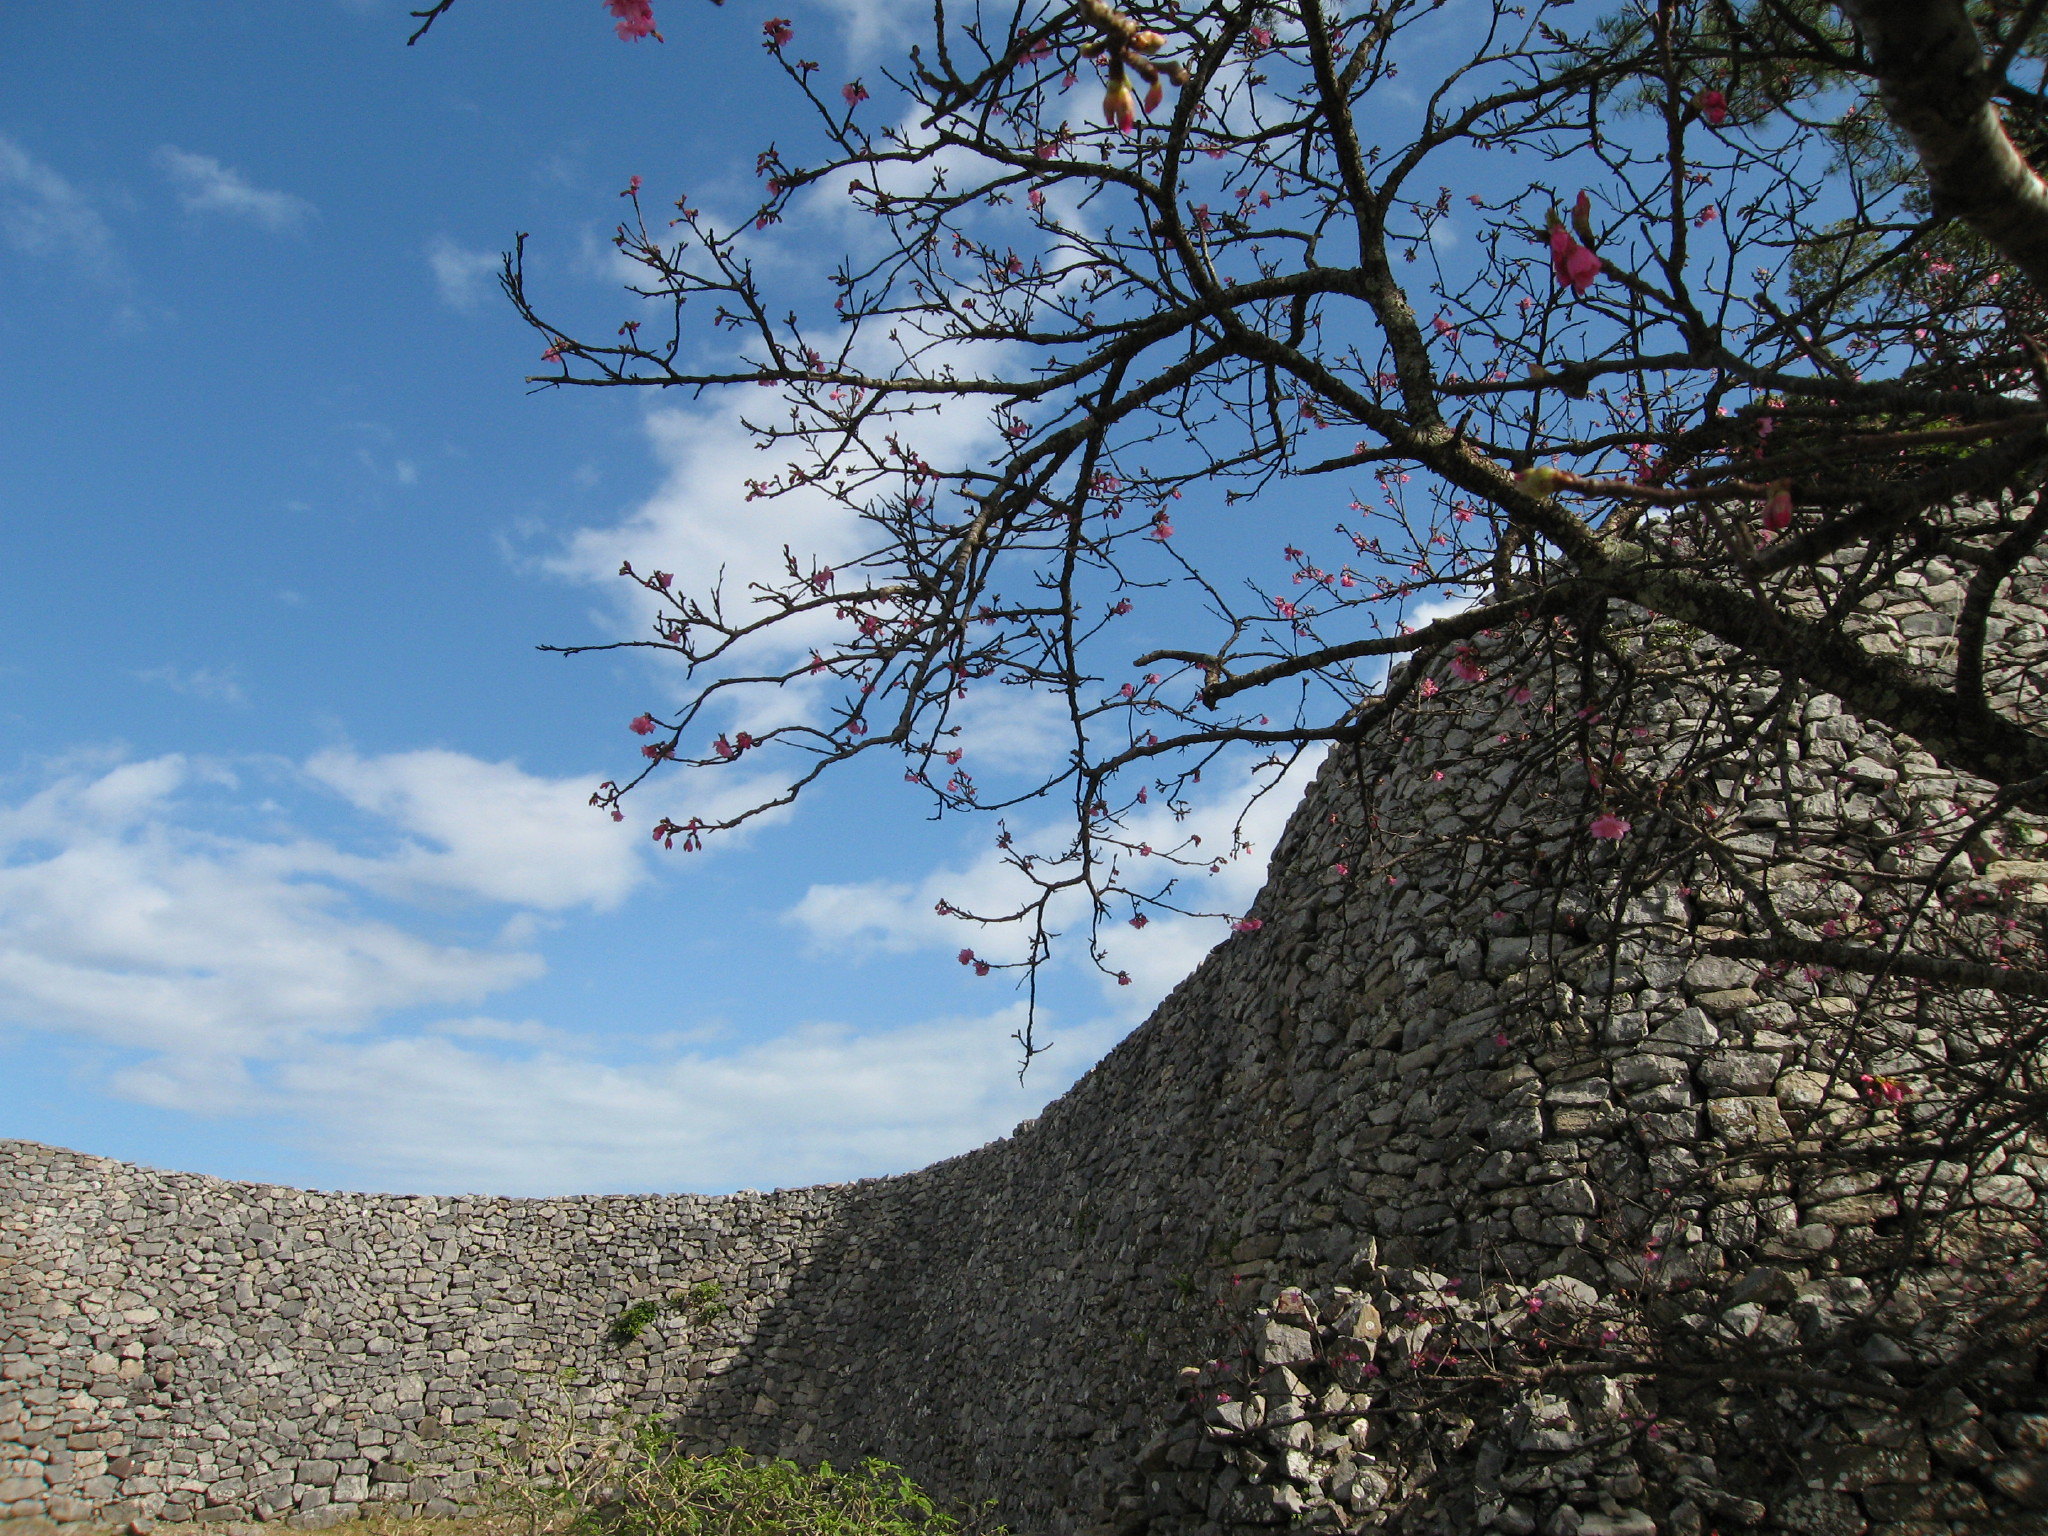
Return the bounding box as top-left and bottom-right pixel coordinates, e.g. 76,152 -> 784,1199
1706,1096 -> 1792,1146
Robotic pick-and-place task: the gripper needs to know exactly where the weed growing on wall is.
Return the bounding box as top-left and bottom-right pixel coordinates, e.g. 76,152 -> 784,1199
608,1281 -> 727,1346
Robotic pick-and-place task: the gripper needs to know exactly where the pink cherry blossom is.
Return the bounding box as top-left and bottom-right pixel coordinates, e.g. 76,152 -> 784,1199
763,17 -> 793,49
1231,917 -> 1264,933
1589,813 -> 1631,840
630,713 -> 657,735
604,0 -> 659,41
842,80 -> 869,106
1762,485 -> 1794,533
1418,677 -> 1439,698
1695,88 -> 1728,127
1548,224 -> 1601,295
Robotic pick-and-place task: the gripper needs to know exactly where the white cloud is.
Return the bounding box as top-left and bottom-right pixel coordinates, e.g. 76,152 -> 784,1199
427,235 -> 501,310
0,135 -> 121,283
546,348 -> 1012,721
430,1015 -> 568,1045
814,0 -> 924,62
268,1003 -> 1122,1193
304,748 -> 647,911
0,747 -> 1135,1194
0,748 -> 655,1089
945,685 -> 1073,777
156,147 -> 315,231
135,664 -> 246,704
0,754 -> 542,1083
789,746 -> 1327,1005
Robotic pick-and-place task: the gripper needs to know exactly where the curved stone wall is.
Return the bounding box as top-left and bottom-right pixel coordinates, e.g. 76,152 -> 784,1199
6,566 -> 2047,1536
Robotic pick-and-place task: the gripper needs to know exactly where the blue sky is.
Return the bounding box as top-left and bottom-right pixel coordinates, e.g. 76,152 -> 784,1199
0,0 -> 1328,1195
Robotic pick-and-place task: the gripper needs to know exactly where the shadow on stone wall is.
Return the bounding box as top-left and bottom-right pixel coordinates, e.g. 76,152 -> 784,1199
9,577 -> 2048,1536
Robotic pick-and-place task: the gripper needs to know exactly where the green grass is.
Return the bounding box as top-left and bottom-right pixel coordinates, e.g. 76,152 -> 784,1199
440,1412 -> 1000,1536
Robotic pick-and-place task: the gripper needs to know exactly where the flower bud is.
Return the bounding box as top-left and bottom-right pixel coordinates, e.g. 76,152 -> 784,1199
1103,72 -> 1137,131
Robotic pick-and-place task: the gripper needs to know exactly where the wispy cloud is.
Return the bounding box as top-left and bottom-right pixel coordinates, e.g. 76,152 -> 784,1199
0,748 -> 647,1070
787,748 -> 1325,1008
156,147 -> 315,231
135,665 -> 246,705
304,748 -> 648,911
0,135 -> 121,283
426,235 -> 501,311
0,748 -> 1108,1194
269,1003 -> 1119,1194
0,753 -> 546,1098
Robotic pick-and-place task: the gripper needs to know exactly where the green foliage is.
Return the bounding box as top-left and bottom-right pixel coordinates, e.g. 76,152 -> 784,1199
578,1437 -> 1001,1536
608,1282 -> 727,1346
468,1390 -> 1002,1536
607,1302 -> 666,1347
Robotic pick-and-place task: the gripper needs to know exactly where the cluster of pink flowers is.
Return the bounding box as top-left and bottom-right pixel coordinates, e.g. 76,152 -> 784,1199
1549,225 -> 1600,294
1547,191 -> 1601,295
604,0 -> 659,41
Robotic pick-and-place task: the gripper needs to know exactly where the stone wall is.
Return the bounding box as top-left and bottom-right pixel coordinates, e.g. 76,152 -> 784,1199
6,566 -> 2047,1536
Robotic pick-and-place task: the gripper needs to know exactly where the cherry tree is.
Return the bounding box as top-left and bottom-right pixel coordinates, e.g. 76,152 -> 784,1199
404,0 -> 2048,1490
415,0 -> 2048,1032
